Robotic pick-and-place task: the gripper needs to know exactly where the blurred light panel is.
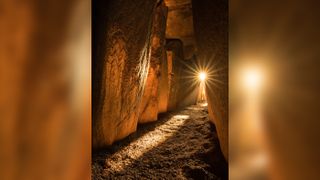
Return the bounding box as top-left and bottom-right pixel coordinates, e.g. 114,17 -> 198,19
243,67 -> 263,92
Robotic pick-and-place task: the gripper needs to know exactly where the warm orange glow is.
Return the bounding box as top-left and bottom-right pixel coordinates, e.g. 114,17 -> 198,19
198,72 -> 207,81
230,60 -> 271,180
243,67 -> 264,92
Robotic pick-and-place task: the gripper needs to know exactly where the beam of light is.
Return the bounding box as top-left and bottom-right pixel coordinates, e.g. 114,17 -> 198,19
198,79 -> 206,103
173,115 -> 190,119
177,54 -> 226,90
199,102 -> 208,107
175,55 -> 227,105
230,61 -> 271,180
105,114 -> 188,172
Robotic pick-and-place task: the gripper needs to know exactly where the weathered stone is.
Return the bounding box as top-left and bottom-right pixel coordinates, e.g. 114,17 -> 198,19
139,2 -> 168,123
166,50 -> 174,108
92,0 -> 158,148
158,50 -> 170,113
165,39 -> 185,111
164,39 -> 198,110
165,0 -> 196,59
192,0 -> 228,160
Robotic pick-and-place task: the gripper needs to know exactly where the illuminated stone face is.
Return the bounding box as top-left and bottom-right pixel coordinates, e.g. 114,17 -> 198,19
92,0 -> 159,148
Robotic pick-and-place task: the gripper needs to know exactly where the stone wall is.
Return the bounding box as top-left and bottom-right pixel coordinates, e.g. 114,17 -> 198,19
165,39 -> 185,111
92,0 -> 158,148
158,50 -> 170,113
139,2 -> 168,123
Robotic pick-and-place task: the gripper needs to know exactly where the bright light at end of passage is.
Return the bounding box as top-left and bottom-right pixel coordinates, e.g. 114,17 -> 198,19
243,68 -> 263,91
199,72 -> 207,81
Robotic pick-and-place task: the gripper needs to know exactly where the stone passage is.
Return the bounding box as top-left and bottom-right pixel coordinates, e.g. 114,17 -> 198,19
92,104 -> 227,179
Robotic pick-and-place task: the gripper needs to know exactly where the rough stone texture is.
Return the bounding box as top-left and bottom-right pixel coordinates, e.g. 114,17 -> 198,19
158,50 -> 170,113
165,39 -> 185,111
92,0 -> 157,148
164,0 -> 195,59
139,2 -> 168,123
0,0 -> 91,179
166,50 -> 174,108
192,0 -> 228,160
165,39 -> 198,111
92,105 -> 228,179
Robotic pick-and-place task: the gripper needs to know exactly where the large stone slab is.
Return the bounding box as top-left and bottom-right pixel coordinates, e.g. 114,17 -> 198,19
158,50 -> 170,113
92,0 -> 158,148
165,39 -> 185,111
139,2 -> 168,123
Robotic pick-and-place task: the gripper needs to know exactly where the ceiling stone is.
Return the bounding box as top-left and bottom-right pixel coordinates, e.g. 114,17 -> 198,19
164,0 -> 195,59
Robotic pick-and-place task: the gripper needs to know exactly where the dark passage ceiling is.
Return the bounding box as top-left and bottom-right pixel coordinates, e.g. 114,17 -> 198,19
164,0 -> 195,59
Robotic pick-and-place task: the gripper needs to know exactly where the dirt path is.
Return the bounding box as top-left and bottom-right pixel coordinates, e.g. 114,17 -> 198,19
92,104 -> 227,179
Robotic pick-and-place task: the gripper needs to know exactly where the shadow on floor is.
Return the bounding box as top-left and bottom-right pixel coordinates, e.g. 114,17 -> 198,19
92,106 -> 228,179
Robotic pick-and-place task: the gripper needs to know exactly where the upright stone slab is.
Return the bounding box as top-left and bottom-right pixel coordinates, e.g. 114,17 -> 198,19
92,0 -> 157,148
158,50 -> 170,113
139,2 -> 168,123
166,39 -> 185,111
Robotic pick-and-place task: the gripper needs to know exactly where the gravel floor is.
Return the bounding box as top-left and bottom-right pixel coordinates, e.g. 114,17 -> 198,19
92,104 -> 228,180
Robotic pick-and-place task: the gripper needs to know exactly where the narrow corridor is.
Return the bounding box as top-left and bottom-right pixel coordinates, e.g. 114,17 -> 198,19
92,104 -> 227,179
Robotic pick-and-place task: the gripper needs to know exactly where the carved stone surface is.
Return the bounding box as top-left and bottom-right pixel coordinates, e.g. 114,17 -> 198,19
92,0 -> 157,148
139,2 -> 168,123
